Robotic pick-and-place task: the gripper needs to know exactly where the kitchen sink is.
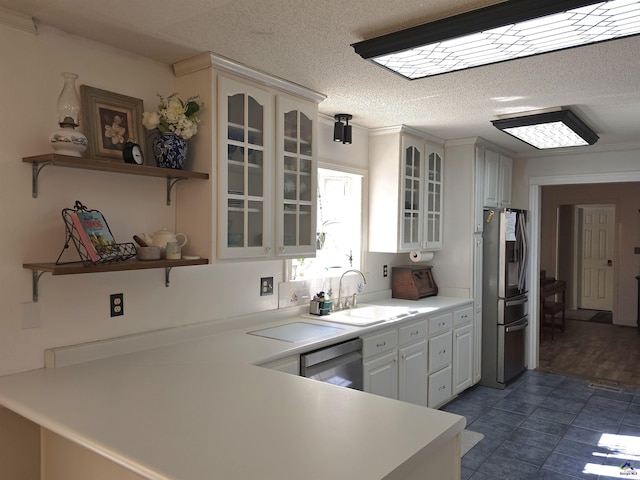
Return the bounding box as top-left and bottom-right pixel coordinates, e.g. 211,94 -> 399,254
305,304 -> 418,326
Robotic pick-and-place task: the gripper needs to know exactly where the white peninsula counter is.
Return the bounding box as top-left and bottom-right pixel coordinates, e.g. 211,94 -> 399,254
0,296 -> 468,480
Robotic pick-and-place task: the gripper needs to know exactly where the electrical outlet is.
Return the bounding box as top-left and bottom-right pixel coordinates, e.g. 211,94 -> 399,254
260,277 -> 274,296
110,293 -> 124,317
383,265 -> 388,277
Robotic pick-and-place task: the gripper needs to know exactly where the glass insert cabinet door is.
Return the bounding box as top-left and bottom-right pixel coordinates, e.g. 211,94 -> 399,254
423,146 -> 443,249
218,76 -> 274,259
400,136 -> 424,251
276,96 -> 317,257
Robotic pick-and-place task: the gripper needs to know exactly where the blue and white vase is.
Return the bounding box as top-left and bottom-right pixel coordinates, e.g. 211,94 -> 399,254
153,132 -> 187,169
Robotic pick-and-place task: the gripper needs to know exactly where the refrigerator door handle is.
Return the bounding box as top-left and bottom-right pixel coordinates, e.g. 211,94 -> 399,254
506,319 -> 528,333
506,297 -> 528,307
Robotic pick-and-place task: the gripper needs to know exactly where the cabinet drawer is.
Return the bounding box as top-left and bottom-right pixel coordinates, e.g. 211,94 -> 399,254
362,329 -> 398,358
399,319 -> 427,346
428,331 -> 452,373
429,312 -> 452,336
453,306 -> 473,327
428,365 -> 452,408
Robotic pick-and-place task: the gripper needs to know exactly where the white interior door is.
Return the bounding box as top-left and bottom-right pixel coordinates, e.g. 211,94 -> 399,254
578,205 -> 615,311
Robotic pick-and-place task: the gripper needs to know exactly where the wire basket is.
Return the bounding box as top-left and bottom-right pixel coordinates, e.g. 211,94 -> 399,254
57,200 -> 136,266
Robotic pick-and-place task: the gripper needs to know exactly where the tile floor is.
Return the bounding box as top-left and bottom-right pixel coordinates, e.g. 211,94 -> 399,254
442,370 -> 640,479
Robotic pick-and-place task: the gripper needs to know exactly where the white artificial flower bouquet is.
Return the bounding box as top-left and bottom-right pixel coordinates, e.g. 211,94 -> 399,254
142,93 -> 203,140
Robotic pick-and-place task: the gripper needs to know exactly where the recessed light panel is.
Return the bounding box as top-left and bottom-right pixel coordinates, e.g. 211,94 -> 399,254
353,0 -> 640,79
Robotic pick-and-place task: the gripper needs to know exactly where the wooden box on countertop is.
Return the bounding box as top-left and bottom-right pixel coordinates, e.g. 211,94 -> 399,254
391,265 -> 438,300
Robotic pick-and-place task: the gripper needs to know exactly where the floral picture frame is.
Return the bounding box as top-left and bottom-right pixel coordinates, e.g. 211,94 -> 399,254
80,85 -> 145,161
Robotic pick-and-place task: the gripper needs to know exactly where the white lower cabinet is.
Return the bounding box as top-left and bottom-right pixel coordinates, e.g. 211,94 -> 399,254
427,312 -> 453,409
453,323 -> 473,394
361,302 -> 474,409
363,351 -> 399,399
399,340 -> 428,406
428,365 -> 453,408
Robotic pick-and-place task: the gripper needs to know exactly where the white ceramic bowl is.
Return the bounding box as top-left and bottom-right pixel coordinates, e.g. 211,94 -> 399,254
136,246 -> 161,261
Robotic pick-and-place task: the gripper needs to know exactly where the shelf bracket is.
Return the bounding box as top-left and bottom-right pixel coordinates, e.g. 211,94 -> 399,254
165,267 -> 173,287
31,270 -> 46,302
31,162 -> 51,198
166,177 -> 187,206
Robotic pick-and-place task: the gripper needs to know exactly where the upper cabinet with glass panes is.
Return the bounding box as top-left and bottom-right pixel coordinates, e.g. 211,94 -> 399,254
276,96 -> 317,257
218,77 -> 274,259
369,128 -> 444,253
173,52 -> 325,262
217,75 -> 319,260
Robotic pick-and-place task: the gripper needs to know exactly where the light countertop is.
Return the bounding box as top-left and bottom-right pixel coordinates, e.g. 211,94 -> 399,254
0,295 -> 471,480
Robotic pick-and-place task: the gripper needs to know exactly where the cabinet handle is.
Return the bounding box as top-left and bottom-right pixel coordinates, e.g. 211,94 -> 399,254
439,349 -> 446,355
376,341 -> 386,347
402,354 -> 406,359
266,246 -> 272,253
411,330 -> 419,336
439,385 -> 446,391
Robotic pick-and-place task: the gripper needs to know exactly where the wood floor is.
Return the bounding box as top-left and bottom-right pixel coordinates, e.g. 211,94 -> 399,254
538,318 -> 640,388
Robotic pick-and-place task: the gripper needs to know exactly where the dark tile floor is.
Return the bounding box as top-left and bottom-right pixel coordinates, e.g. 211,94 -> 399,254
442,370 -> 640,480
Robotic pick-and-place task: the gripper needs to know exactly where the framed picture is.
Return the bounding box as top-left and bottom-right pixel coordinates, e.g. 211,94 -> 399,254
80,85 -> 145,161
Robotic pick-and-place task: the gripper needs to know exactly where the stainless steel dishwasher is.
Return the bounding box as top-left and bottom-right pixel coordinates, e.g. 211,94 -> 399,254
300,338 -> 363,390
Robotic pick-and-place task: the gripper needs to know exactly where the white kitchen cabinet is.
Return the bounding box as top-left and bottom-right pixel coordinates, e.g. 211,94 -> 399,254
428,331 -> 452,373
363,351 -> 398,400
453,323 -> 473,394
369,128 -> 444,253
362,328 -> 399,399
399,340 -> 428,406
428,365 -> 453,409
398,319 -> 428,406
426,309 -> 453,408
362,319 -> 428,406
482,149 -> 512,208
474,145 -> 486,234
218,77 -> 318,259
424,145 -> 444,250
473,235 -> 483,384
218,76 -> 274,259
498,154 -> 513,207
173,52 -> 324,262
452,305 -> 474,394
275,96 -> 317,257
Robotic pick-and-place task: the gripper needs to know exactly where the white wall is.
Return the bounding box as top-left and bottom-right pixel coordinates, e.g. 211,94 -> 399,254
0,24 -> 404,376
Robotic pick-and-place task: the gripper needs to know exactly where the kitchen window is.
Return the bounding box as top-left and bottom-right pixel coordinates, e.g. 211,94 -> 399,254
290,167 -> 363,280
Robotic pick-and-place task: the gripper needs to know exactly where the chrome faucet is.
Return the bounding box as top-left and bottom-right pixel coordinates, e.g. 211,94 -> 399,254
337,269 -> 367,310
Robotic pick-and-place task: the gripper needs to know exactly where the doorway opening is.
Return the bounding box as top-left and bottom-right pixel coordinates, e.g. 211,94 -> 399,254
533,182 -> 639,387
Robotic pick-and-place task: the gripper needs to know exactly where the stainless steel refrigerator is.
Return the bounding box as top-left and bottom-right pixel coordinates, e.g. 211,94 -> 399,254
480,208 -> 529,389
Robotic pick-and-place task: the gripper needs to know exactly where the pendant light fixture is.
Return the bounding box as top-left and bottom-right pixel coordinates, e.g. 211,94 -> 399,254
352,0 -> 640,80
333,114 -> 353,144
491,108 -> 599,149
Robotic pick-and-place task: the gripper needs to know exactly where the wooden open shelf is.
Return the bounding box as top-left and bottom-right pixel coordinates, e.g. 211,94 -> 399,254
24,154 -> 209,204
24,258 -> 209,301
24,258 -> 208,275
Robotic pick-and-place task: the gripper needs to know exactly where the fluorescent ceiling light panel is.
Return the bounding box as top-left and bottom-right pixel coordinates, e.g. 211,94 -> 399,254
491,109 -> 599,149
352,0 -> 640,79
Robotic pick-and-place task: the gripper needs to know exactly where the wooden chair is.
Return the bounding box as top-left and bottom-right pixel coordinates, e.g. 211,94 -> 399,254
540,274 -> 566,341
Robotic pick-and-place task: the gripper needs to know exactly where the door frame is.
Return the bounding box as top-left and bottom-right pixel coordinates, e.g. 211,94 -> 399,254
528,171 -> 640,370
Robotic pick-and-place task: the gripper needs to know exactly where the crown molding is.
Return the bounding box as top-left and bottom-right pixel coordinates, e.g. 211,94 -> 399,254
369,124 -> 444,145
444,136 -> 517,156
0,6 -> 36,34
173,52 -> 326,104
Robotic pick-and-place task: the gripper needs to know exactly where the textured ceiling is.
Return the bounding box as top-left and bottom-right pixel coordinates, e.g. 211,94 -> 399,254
3,0 -> 640,155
